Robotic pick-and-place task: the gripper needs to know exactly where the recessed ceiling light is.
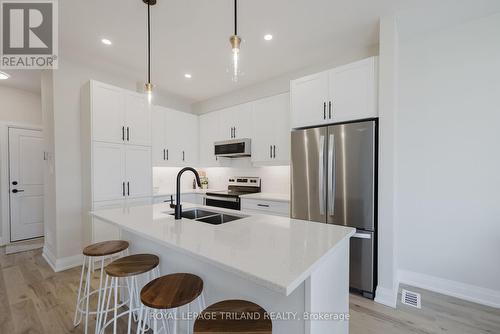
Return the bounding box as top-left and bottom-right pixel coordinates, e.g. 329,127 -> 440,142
0,71 -> 10,80
184,73 -> 192,79
264,34 -> 273,41
101,38 -> 112,45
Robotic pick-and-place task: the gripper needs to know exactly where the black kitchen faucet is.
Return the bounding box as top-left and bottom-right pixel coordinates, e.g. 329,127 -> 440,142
174,167 -> 202,219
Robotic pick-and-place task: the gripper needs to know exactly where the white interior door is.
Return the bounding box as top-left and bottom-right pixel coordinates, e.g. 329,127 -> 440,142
9,128 -> 44,242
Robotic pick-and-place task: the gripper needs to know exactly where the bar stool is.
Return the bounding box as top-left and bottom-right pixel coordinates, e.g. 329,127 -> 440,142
97,254 -> 160,334
74,240 -> 129,334
194,300 -> 272,334
137,273 -> 206,334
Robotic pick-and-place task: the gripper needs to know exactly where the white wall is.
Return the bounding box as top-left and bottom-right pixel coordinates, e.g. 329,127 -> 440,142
0,86 -> 42,245
396,13 -> 500,307
0,86 -> 42,124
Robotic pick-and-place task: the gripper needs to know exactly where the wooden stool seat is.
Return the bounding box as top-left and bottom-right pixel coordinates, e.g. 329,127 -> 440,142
140,273 -> 204,309
194,300 -> 272,333
82,240 -> 129,257
104,254 -> 159,277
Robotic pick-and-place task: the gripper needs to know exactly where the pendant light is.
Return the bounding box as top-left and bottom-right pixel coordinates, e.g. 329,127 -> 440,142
143,0 -> 156,103
229,0 -> 241,82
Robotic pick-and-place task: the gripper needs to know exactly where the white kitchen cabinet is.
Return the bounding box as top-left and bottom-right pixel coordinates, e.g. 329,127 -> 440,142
199,112 -> 221,167
217,102 -> 253,140
92,142 -> 151,202
90,81 -> 151,146
290,71 -> 329,129
82,80 -> 152,245
290,57 -> 378,128
251,93 -> 291,165
125,146 -> 152,198
152,106 -> 199,167
124,92 -> 151,146
241,198 -> 290,217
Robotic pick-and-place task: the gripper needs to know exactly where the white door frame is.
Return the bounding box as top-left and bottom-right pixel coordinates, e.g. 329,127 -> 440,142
0,123 -> 43,246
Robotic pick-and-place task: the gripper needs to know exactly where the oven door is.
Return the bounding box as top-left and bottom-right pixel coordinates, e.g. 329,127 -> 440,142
205,195 -> 241,210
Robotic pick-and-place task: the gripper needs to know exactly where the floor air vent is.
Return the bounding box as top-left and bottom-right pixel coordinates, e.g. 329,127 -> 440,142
401,289 -> 421,309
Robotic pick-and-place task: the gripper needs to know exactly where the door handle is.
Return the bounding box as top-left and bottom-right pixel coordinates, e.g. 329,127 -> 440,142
122,182 -> 125,197
126,127 -> 130,141
270,145 -> 272,158
12,189 -> 24,193
182,151 -> 185,161
163,149 -> 166,160
328,133 -> 335,216
273,145 -> 276,159
323,102 -> 326,119
166,149 -> 169,160
127,182 -> 130,196
122,126 -> 125,141
319,135 -> 325,215
328,101 -> 332,119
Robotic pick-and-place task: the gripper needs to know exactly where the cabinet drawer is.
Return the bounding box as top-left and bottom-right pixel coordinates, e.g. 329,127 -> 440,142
241,198 -> 289,216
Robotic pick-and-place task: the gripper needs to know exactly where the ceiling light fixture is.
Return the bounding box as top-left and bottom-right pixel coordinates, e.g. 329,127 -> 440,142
264,34 -> 273,41
184,73 -> 192,79
142,0 -> 156,104
101,38 -> 112,45
229,0 -> 241,82
0,71 -> 10,80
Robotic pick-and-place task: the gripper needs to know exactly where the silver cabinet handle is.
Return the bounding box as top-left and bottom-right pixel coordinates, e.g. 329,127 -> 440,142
319,135 -> 325,215
328,133 -> 335,216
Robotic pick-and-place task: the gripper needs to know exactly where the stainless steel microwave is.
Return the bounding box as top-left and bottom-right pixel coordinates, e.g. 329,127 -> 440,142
214,138 -> 251,157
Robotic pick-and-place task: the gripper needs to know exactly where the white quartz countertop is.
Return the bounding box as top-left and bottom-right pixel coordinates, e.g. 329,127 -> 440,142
239,193 -> 290,202
90,203 -> 354,295
152,189 -> 221,197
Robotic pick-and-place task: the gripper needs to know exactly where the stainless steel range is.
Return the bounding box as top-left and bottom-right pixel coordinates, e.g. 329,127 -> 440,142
205,177 -> 261,210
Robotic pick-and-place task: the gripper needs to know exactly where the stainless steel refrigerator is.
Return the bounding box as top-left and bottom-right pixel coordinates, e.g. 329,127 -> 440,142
291,119 -> 377,298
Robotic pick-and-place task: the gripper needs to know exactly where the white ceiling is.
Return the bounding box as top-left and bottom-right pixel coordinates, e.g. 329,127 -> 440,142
2,1 -> 499,100
0,70 -> 41,94
58,0 -> 423,102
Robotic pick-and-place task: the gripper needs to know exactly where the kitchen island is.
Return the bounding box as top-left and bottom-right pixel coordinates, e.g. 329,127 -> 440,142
91,202 -> 354,334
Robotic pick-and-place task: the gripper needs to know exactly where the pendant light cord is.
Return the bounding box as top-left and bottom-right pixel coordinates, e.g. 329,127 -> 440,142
147,1 -> 151,84
234,0 -> 237,36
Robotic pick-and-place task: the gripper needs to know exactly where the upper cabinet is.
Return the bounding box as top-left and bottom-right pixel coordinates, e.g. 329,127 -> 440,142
291,56 -> 378,128
251,93 -> 290,165
91,81 -> 151,146
152,106 -> 199,167
217,102 -> 253,140
199,112 -> 221,167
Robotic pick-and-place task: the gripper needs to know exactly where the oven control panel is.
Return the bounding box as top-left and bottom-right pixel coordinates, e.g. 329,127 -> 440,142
228,177 -> 261,187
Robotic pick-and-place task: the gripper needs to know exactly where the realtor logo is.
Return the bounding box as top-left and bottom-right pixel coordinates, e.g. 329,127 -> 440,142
1,0 -> 58,69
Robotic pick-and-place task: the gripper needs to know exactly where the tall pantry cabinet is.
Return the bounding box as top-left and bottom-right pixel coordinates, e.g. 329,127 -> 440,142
81,80 -> 152,244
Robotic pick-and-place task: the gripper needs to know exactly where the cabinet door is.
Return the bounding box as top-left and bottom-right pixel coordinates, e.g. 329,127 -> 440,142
125,145 -> 152,198
92,142 -> 126,201
251,93 -> 290,164
164,109 -> 184,166
217,107 -> 236,140
179,112 -> 199,165
199,112 -> 221,167
124,92 -> 151,146
92,82 -> 125,144
290,71 -> 329,128
329,57 -> 377,123
151,106 -> 166,166
273,93 -> 291,163
232,102 -> 253,139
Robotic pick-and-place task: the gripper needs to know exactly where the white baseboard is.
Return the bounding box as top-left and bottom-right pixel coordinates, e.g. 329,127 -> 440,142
374,285 -> 398,308
398,269 -> 500,309
42,245 -> 83,272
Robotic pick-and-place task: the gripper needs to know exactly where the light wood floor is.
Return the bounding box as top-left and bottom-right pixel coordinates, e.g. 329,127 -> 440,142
1,248 -> 499,333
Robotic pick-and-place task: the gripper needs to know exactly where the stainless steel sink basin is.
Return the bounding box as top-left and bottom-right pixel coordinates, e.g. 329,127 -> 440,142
170,208 -> 219,220
196,213 -> 243,225
168,208 -> 246,225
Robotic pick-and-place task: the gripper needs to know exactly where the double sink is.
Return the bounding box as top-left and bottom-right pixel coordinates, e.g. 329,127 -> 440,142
169,208 -> 246,225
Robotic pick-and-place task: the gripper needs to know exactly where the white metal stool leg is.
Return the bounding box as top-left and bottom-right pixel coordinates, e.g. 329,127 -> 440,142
73,255 -> 87,326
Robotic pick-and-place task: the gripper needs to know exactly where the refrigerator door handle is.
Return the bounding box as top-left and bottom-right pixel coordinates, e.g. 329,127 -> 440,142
319,135 -> 325,215
352,232 -> 372,239
328,133 -> 335,216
